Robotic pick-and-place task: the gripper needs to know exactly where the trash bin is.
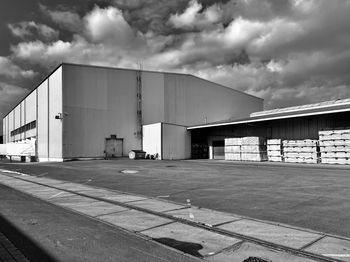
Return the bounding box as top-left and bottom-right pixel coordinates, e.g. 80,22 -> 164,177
129,150 -> 146,159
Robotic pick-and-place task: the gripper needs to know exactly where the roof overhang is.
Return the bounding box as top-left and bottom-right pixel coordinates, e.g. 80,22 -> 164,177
187,106 -> 350,130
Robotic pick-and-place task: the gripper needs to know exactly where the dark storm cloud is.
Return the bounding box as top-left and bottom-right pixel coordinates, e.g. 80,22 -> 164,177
112,0 -> 189,34
8,21 -> 59,41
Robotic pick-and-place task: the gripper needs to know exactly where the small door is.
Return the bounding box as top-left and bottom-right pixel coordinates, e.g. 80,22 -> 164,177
105,138 -> 123,158
212,140 -> 225,160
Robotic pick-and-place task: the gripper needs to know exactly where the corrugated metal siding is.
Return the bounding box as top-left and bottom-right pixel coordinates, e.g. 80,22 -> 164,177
48,67 -> 63,160
142,72 -> 165,125
62,64 -> 141,158
162,123 -> 191,160
37,80 -> 48,160
194,112 -> 350,144
164,74 -> 263,127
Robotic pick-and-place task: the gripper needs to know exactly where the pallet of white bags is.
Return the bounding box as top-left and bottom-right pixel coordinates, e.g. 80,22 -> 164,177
284,157 -> 318,164
284,152 -> 319,158
225,145 -> 241,153
241,145 -> 266,153
319,129 -> 350,135
225,138 -> 242,146
242,136 -> 265,145
268,156 -> 283,162
321,158 -> 350,165
267,139 -> 282,145
283,146 -> 317,153
225,153 -> 241,161
267,150 -> 282,156
283,140 -> 318,147
241,152 -> 267,161
267,145 -> 281,151
321,152 -> 350,158
319,145 -> 350,152
319,140 -> 350,146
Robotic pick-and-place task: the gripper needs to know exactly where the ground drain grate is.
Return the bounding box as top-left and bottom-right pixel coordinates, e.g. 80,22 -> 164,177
243,257 -> 271,262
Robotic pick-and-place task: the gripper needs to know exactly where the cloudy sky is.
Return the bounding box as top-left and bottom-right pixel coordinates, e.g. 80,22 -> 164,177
1,0 -> 350,133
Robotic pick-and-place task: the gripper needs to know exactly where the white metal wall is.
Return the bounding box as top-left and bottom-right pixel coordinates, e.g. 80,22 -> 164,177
36,66 -> 63,161
142,123 -> 162,158
162,123 -> 191,160
8,111 -> 13,142
37,80 -> 48,160
48,67 -> 63,161
2,116 -> 7,143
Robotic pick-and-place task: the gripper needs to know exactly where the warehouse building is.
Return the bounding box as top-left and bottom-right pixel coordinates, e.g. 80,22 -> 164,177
2,63 -> 263,162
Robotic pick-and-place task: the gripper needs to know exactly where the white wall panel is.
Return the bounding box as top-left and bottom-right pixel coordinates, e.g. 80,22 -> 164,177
142,123 -> 162,158
25,91 -> 37,124
48,67 -> 63,160
162,123 -> 191,160
20,101 -> 25,140
8,112 -> 14,142
37,80 -> 48,161
6,115 -> 9,143
2,117 -> 6,143
14,105 -> 20,129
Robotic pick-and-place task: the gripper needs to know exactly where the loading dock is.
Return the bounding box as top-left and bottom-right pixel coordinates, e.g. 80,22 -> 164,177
189,99 -> 350,164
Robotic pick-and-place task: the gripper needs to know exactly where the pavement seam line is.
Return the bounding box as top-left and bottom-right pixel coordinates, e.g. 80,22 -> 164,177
211,218 -> 244,227
136,221 -> 177,233
299,235 -> 327,251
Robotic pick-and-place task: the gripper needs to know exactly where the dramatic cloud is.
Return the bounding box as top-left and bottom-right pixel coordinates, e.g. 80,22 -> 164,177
0,56 -> 37,79
0,82 -> 29,131
8,21 -> 59,41
5,0 -> 350,115
168,0 -> 223,30
0,83 -> 28,109
39,4 -> 84,33
84,5 -> 140,46
112,0 -> 189,34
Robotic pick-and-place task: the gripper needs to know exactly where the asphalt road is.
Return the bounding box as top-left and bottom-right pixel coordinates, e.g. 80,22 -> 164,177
0,184 -> 200,262
1,159 -> 349,238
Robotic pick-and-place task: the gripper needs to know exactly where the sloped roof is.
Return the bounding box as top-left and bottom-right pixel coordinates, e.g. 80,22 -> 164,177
188,98 -> 350,130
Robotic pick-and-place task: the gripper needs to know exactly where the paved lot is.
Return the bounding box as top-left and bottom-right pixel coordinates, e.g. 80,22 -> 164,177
2,172 -> 350,262
1,159 -> 350,238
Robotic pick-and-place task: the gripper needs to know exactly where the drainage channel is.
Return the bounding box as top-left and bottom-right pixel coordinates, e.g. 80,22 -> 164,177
0,171 -> 346,262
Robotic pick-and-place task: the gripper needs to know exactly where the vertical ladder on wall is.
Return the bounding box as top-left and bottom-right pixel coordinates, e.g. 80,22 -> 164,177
136,63 -> 143,148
